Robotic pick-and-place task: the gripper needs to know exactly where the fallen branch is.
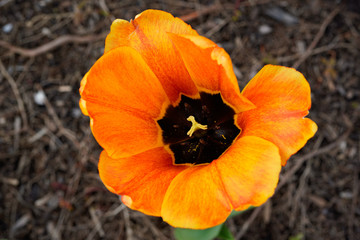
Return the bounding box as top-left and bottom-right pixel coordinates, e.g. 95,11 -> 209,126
179,3 -> 221,22
277,42 -> 357,63
292,8 -> 341,68
0,33 -> 107,57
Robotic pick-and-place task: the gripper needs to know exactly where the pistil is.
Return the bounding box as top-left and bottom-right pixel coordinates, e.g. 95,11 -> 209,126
186,116 -> 207,137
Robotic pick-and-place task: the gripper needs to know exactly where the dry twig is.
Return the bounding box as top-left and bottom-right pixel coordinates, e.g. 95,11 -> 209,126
0,33 -> 107,57
35,85 -> 79,147
46,222 -> 61,240
277,127 -> 352,190
235,206 -> 263,240
179,3 -> 221,22
123,208 -> 134,240
292,8 -> 341,68
142,216 -> 168,240
277,42 -> 357,63
89,207 -> 105,238
0,60 -> 28,129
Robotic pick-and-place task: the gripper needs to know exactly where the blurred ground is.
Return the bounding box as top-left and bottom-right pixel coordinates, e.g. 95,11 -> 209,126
0,0 -> 359,239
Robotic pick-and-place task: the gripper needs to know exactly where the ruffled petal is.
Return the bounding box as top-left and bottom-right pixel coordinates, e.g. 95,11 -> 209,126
104,19 -> 136,53
238,65 -> 318,165
215,136 -> 281,211
168,34 -> 255,113
99,148 -> 188,216
104,10 -> 199,103
161,164 -> 232,229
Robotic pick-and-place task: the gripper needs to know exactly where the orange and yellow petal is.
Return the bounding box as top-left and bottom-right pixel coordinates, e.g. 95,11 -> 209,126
104,19 -> 135,53
81,46 -> 168,119
104,10 -> 198,53
215,136 -> 281,210
79,98 -> 88,116
104,10 -> 199,103
99,148 -> 188,216
161,164 -> 232,229
168,34 -> 255,113
238,65 -> 317,165
79,72 -> 89,116
86,103 -> 162,159
80,47 -> 172,158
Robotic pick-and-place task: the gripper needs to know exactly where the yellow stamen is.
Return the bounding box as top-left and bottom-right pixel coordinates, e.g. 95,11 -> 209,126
186,116 -> 207,137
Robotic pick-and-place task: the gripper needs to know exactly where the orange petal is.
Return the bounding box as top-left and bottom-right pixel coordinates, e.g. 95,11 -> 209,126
215,136 -> 281,210
79,71 -> 88,95
104,19 -> 135,53
168,34 -> 255,113
238,65 -> 318,165
86,102 -> 162,158
79,72 -> 89,116
99,149 -> 188,216
79,98 -> 88,116
81,46 -> 169,119
104,10 -> 199,103
161,164 -> 232,229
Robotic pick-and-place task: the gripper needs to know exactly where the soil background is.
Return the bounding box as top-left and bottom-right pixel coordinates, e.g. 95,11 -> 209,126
0,0 -> 359,239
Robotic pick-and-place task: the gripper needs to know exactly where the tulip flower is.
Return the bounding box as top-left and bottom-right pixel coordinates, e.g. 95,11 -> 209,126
79,10 -> 317,229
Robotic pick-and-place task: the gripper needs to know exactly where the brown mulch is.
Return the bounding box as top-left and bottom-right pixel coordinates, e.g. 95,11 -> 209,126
0,0 -> 359,239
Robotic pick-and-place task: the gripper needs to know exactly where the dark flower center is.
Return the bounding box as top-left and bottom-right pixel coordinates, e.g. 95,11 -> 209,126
157,92 -> 240,165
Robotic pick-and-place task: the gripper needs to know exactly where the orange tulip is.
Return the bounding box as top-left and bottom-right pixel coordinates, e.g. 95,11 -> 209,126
79,10 -> 317,229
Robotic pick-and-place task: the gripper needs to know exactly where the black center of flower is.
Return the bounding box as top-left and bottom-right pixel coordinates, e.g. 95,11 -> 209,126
157,92 -> 240,165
